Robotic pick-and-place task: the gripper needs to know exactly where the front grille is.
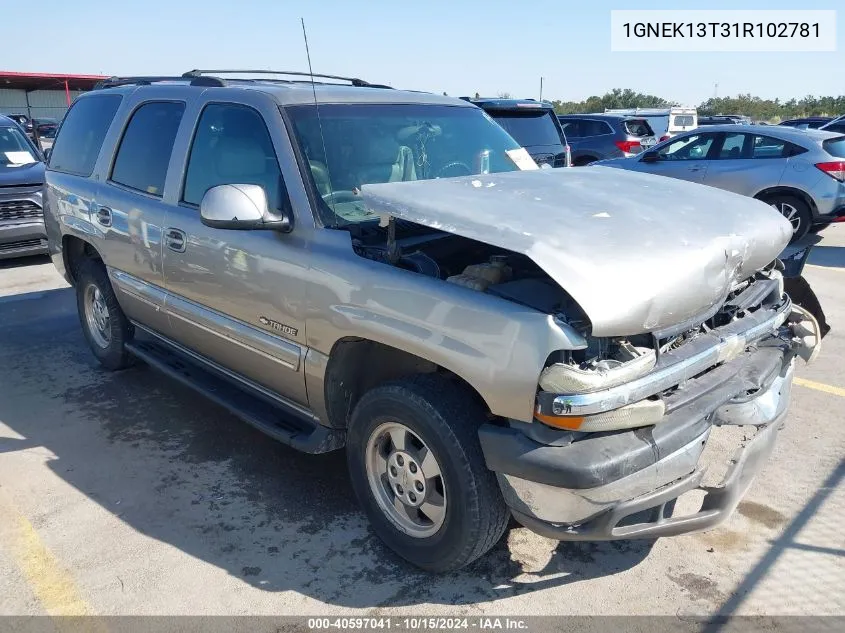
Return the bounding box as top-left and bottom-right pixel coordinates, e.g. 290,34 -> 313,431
0,238 -> 46,252
0,200 -> 42,222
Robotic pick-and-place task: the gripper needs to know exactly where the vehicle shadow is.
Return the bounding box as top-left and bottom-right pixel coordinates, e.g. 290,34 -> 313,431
0,287 -> 653,608
0,253 -> 51,270
806,245 -> 845,269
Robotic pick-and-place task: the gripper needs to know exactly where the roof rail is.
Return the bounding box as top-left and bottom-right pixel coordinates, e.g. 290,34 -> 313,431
182,69 -> 391,89
94,75 -> 226,90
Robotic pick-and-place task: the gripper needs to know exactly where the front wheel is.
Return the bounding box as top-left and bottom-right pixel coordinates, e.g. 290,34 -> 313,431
347,375 -> 509,572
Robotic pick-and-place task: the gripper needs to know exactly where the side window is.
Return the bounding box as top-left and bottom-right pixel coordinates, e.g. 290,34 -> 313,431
183,103 -> 287,210
110,102 -> 185,196
580,120 -> 612,137
657,134 -> 716,161
718,133 -> 748,159
559,119 -> 582,138
48,94 -> 122,176
752,135 -> 787,159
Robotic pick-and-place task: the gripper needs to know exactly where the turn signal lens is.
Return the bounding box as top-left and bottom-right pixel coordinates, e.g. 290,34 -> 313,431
535,398 -> 665,432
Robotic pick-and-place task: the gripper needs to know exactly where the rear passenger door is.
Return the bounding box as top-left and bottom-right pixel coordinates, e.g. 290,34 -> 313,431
162,95 -> 310,406
95,97 -> 186,335
704,133 -> 790,196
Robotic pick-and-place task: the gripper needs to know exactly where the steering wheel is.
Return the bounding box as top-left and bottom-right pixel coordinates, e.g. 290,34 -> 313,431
323,190 -> 360,205
436,162 -> 472,178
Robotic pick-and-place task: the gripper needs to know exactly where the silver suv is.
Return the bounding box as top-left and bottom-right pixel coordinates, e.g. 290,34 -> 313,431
44,71 -> 819,572
599,124 -> 845,241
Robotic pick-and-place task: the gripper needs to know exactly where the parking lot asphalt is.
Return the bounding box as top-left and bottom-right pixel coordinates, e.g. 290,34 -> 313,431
0,228 -> 843,620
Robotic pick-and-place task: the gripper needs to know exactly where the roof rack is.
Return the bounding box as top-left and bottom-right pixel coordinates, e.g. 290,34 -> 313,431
182,69 -> 392,89
94,75 -> 226,90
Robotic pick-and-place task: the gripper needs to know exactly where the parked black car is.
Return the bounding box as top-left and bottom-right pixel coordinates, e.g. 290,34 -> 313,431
557,113 -> 657,165
462,98 -> 571,167
2,113 -> 34,137
0,115 -> 47,259
779,117 -> 834,129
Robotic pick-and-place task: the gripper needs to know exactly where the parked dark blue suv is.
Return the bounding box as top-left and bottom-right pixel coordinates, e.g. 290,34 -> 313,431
462,98 -> 571,167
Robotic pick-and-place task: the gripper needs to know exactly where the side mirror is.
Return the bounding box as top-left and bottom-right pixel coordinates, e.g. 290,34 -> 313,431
199,184 -> 292,232
641,151 -> 659,163
42,147 -> 52,162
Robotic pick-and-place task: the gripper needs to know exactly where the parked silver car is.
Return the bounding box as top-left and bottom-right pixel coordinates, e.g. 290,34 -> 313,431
598,124 -> 845,241
44,72 -> 819,572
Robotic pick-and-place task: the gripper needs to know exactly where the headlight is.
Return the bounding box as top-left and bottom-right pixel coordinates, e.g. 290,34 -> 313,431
534,397 -> 665,432
538,346 -> 656,394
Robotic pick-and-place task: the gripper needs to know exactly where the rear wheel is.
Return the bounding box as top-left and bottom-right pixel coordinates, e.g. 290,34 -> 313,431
347,375 -> 509,572
76,258 -> 135,371
763,194 -> 812,242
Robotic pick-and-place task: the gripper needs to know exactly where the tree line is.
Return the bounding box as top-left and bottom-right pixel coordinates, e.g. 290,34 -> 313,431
546,88 -> 845,121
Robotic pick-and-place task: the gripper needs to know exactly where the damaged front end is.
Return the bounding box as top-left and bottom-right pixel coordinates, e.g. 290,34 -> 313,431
359,169 -> 816,542
479,266 -> 821,540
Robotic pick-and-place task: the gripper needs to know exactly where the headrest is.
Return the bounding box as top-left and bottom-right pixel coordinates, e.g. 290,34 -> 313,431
365,136 -> 400,164
215,137 -> 266,179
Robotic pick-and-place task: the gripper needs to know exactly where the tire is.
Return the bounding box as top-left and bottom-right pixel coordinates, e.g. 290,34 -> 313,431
347,374 -> 509,572
75,258 -> 135,371
763,194 -> 812,242
574,156 -> 597,166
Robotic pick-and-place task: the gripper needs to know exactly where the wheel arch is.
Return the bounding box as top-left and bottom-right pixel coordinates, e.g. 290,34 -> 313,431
318,337 -> 493,430
62,234 -> 103,286
753,186 -> 818,219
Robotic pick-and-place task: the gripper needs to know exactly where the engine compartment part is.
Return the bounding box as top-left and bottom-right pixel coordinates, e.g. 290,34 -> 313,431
447,255 -> 512,291
539,341 -> 657,394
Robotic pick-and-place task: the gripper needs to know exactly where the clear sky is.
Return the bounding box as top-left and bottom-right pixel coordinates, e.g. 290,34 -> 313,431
9,0 -> 844,105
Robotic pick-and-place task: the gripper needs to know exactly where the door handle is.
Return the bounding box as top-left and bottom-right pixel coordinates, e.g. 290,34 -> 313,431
96,206 -> 112,227
165,228 -> 187,253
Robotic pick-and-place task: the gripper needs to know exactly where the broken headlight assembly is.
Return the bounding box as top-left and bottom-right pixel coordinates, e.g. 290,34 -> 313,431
535,338 -> 663,432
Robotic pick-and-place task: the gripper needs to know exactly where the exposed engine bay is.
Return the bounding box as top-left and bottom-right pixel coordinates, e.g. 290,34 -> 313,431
349,217 -> 587,323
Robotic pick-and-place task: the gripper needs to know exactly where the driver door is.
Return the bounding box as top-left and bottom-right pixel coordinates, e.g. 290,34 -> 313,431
162,96 -> 310,406
640,132 -> 719,183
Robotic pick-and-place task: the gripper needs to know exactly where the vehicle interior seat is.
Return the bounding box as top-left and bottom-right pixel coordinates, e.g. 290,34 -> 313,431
214,135 -> 281,210
726,146 -> 742,159
356,136 -> 417,186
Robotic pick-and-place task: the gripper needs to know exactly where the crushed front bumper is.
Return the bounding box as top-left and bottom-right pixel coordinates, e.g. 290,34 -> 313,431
479,301 -> 817,541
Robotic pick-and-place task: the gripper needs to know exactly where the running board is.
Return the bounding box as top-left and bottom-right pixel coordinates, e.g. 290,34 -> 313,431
125,338 -> 344,454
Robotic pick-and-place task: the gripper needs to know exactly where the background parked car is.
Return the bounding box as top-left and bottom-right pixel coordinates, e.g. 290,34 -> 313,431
557,113 -> 656,165
463,98 -> 571,167
819,115 -> 845,134
779,117 -> 833,129
0,115 -> 47,259
698,115 -> 751,126
604,107 -> 697,141
596,124 -> 845,242
2,113 -> 34,138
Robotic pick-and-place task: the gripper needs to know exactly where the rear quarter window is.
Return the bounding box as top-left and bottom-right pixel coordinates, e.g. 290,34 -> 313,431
822,137 -> 845,158
48,94 -> 122,176
624,119 -> 654,137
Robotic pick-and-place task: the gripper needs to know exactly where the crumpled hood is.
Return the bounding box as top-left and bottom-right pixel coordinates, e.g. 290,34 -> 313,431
0,161 -> 45,187
361,167 -> 792,336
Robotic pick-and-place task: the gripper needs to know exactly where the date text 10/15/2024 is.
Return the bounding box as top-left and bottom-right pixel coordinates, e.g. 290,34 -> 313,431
307,617 -> 529,630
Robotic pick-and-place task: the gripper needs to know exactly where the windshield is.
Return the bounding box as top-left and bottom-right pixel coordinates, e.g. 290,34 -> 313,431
0,125 -> 38,165
287,103 -> 524,226
488,110 -> 562,148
